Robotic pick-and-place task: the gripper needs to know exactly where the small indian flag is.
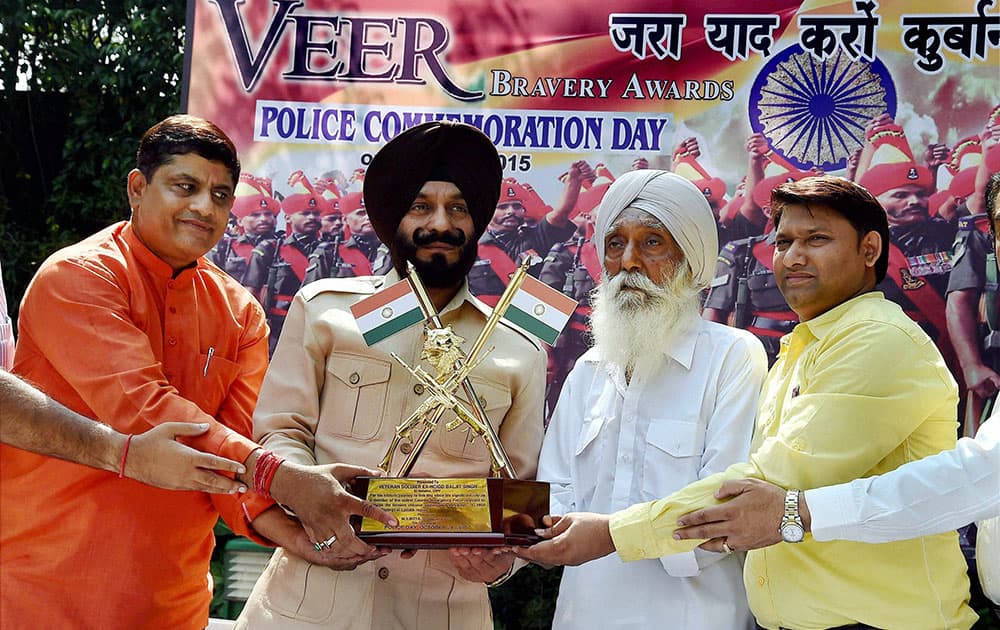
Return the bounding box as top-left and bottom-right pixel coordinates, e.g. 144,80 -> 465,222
502,275 -> 578,345
350,279 -> 424,345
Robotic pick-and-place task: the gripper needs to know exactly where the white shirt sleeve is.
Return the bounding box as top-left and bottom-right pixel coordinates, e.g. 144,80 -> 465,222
807,418 -> 1000,543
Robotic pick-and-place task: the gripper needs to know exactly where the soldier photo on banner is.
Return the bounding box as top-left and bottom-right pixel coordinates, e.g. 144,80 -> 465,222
210,169 -> 395,355
185,2 -> 999,619
209,174 -> 281,296
467,162 -> 594,307
948,108 -> 1000,438
304,189 -> 393,285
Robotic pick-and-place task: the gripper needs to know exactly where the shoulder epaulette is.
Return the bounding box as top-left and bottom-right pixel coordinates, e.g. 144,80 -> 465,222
718,237 -> 750,264
956,213 -> 990,234
300,276 -> 382,301
252,239 -> 278,257
542,241 -> 568,264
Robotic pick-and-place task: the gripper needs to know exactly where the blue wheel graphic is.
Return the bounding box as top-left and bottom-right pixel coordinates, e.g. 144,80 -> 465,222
749,44 -> 897,172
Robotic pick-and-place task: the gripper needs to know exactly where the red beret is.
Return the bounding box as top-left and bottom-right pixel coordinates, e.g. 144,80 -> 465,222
859,163 -> 933,197
693,176 -> 726,207
948,168 -> 977,201
753,171 -> 813,210
232,194 -> 279,219
499,178 -> 550,221
339,192 -> 365,215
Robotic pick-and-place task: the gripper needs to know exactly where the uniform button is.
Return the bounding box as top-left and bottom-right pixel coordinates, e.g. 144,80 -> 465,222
349,372 -> 360,385
167,281 -> 175,289
400,442 -> 413,455
168,337 -> 177,346
791,439 -> 806,452
168,306 -> 177,314
757,576 -> 767,586
378,567 -> 389,580
413,383 -> 425,395
478,396 -> 487,408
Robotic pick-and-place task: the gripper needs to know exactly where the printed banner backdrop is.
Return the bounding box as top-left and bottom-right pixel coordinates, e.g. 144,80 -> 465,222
185,0 -> 999,434
184,0 -> 998,208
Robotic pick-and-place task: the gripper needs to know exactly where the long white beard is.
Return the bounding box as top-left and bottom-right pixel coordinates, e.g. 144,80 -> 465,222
589,265 -> 701,375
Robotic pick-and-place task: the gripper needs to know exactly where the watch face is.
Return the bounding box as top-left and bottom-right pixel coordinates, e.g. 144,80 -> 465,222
781,523 -> 805,543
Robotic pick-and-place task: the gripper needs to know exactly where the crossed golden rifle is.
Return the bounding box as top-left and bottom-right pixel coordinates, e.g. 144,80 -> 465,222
378,259 -> 532,479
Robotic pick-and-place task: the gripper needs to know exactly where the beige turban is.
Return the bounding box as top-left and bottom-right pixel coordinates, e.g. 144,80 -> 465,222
593,170 -> 719,288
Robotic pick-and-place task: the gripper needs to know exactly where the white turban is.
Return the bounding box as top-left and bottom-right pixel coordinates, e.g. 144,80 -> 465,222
593,170 -> 719,288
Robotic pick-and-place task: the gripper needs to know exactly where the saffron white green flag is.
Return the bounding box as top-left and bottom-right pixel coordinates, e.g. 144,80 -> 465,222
350,278 -> 423,345
501,274 -> 578,345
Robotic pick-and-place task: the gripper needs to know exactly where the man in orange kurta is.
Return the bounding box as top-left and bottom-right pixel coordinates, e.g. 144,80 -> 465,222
0,115 -> 393,629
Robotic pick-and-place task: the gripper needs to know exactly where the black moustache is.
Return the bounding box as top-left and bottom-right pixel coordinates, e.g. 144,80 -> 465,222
413,229 -> 466,247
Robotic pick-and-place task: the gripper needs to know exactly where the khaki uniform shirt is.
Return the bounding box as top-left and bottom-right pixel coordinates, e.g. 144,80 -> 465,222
239,270 -> 546,629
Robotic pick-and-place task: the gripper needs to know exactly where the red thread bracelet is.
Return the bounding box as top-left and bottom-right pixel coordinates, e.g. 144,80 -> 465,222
118,434 -> 134,478
252,450 -> 285,498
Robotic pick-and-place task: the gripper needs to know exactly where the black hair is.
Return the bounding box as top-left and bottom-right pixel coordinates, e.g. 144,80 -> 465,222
136,114 -> 240,187
771,176 -> 890,283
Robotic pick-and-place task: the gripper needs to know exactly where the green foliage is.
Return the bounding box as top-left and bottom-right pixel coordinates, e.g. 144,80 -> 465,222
0,0 -> 186,317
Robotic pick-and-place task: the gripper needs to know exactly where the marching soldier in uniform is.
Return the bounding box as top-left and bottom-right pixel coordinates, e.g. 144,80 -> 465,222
250,171 -> 324,354
468,163 -> 591,305
947,111 -> 1000,434
857,119 -> 959,375
732,134 -> 817,243
209,174 -> 280,293
538,218 -> 601,417
947,116 -> 1000,404
702,165 -> 815,366
304,192 -> 392,284
342,192 -> 390,268
948,202 -> 1000,435
315,177 -> 346,242
703,233 -> 798,366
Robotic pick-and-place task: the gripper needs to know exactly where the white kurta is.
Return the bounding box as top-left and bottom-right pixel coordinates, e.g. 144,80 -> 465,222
538,314 -> 767,630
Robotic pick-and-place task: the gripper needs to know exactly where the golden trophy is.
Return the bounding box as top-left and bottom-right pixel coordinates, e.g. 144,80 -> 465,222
351,259 -> 549,547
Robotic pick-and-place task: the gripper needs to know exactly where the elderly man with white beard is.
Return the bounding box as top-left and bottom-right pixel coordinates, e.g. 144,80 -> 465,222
531,170 -> 768,630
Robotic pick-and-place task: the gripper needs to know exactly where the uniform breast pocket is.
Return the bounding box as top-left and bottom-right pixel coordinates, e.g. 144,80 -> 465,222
437,376 -> 512,462
640,419 -> 703,501
324,353 -> 391,439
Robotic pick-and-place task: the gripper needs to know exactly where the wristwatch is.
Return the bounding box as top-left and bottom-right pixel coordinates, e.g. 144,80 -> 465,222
779,490 -> 805,543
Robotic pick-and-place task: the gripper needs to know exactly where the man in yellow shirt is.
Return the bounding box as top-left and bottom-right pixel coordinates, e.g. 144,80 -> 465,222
519,176 -> 977,629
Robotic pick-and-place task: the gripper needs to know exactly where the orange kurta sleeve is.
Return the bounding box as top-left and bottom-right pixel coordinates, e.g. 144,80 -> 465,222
18,257 -> 256,459
3,223 -> 275,629
14,225 -> 273,533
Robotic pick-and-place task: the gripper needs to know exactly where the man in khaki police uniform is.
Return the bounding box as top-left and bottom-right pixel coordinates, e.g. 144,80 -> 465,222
238,121 -> 546,629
